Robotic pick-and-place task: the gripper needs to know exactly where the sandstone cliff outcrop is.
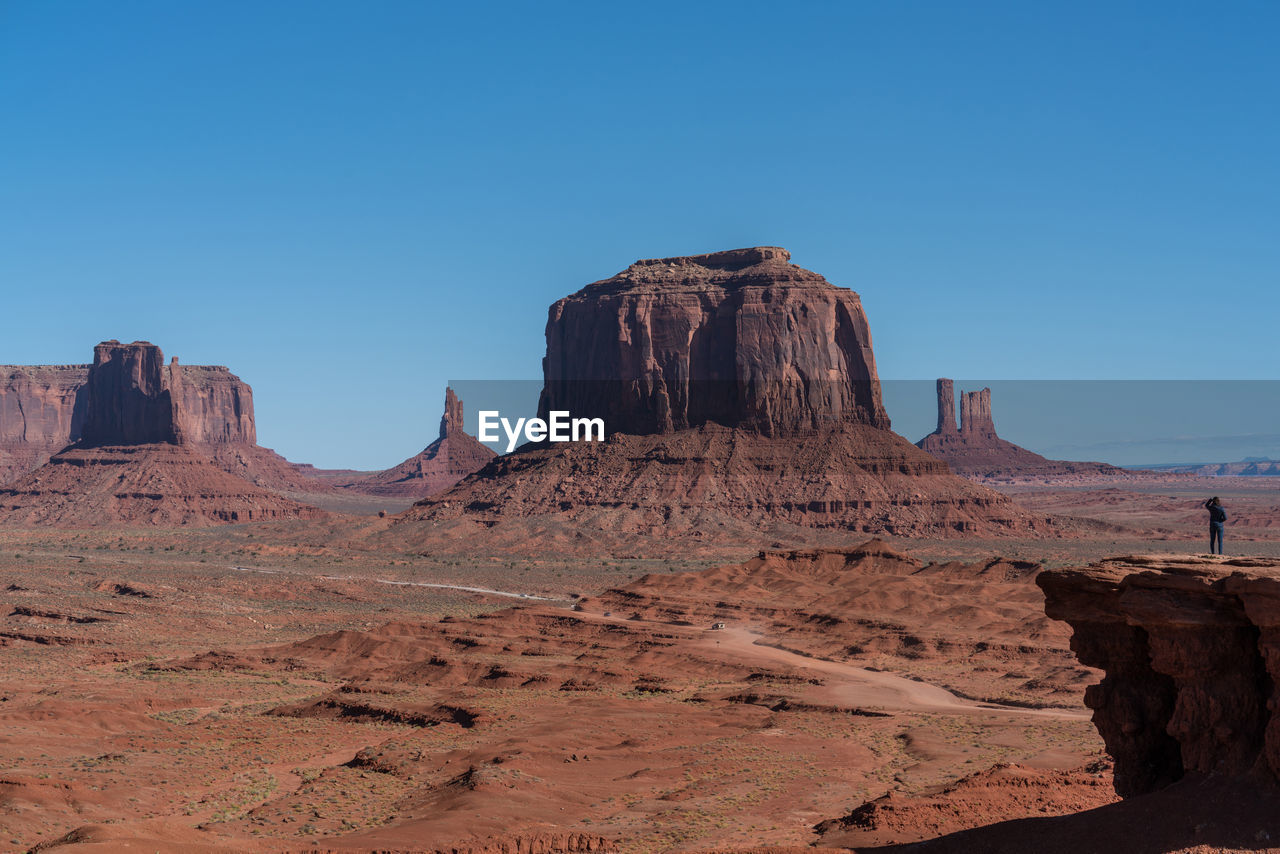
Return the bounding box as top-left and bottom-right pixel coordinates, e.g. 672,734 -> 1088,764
918,379 -> 1120,479
959,387 -> 994,436
80,341 -> 184,446
933,378 -> 957,436
393,249 -> 1042,550
336,388 -> 496,498
0,344 -> 258,484
0,340 -> 322,525
0,365 -> 88,484
1038,554 -> 1280,796
538,247 -> 889,437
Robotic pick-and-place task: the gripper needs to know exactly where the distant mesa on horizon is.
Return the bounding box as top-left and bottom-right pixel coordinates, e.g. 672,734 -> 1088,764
0,340 -> 256,485
0,339 -> 505,524
0,340 -> 323,526
1141,457 -> 1280,477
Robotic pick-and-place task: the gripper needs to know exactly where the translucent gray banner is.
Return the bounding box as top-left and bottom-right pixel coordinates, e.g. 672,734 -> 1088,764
447,379 -> 1280,468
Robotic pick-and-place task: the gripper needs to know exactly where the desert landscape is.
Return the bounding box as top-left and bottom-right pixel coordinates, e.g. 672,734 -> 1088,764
5,5 -> 1278,851
1,247 -> 1277,854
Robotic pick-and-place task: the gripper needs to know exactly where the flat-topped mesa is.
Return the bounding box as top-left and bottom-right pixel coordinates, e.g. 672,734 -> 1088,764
0,343 -> 254,453
1038,555 -> 1280,797
80,340 -> 184,446
177,364 -> 256,445
538,246 -> 889,437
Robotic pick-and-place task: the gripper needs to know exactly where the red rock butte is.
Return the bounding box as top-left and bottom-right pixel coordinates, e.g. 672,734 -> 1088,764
0,344 -> 255,484
538,246 -> 889,437
395,248 -> 1045,547
0,340 -> 322,526
917,378 -> 1120,479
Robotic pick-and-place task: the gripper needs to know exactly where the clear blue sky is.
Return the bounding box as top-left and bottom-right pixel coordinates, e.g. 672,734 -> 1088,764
2,1 -> 1277,468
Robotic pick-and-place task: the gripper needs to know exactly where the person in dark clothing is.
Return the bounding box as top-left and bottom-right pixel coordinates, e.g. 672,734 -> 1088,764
1205,496 -> 1226,554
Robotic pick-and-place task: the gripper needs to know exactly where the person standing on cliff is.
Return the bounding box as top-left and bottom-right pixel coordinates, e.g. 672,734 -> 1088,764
1205,497 -> 1227,554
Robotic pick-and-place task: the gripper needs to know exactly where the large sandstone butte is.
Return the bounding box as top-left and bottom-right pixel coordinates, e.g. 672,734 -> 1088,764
539,246 -> 889,436
1038,554 -> 1280,797
0,341 -> 322,526
394,248 -> 1042,549
0,341 -> 328,494
335,388 -> 496,498
1,343 -> 254,480
917,378 -> 1120,479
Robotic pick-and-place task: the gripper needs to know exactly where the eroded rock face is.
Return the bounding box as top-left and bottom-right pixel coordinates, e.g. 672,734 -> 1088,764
959,388 -> 994,436
0,341 -> 323,524
0,365 -> 89,484
80,341 -> 183,446
918,379 -> 1118,479
538,247 -> 890,437
440,387 -> 464,439
175,365 -> 256,445
935,378 -> 957,435
1038,555 -> 1280,796
0,343 -> 258,484
400,250 -> 1044,546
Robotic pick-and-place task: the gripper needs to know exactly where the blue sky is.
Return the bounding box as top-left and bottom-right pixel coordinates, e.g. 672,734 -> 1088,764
2,2 -> 1277,468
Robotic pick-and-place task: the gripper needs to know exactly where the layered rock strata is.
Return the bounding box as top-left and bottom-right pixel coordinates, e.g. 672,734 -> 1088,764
0,365 -> 88,484
0,444 -> 325,526
918,379 -> 1120,479
0,344 -> 257,484
1038,554 -> 1280,796
538,246 -> 889,437
0,341 -> 321,525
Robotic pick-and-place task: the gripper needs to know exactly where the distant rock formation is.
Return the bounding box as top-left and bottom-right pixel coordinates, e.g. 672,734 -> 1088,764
538,246 -> 889,437
335,388 -> 496,498
1144,458 -> 1280,477
1038,554 -> 1280,796
959,387 -> 995,437
0,342 -> 257,484
393,248 -> 1042,549
0,340 -> 322,525
917,379 -> 1120,479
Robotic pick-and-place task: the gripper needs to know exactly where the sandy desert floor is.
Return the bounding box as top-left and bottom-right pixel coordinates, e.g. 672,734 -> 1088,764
0,474 -> 1275,853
